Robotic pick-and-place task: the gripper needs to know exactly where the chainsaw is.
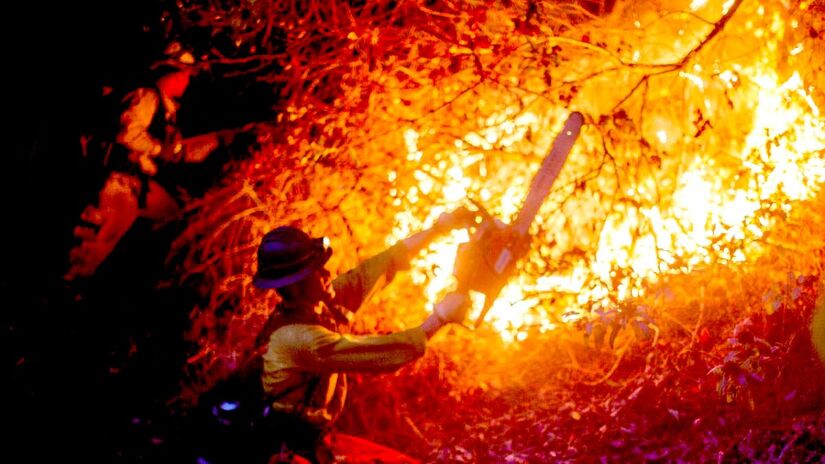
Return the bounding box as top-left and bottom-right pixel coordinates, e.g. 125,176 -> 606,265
454,111 -> 584,327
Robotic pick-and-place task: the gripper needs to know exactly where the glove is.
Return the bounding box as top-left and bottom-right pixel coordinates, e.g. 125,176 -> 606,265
433,292 -> 470,324
433,207 -> 476,234
403,207 -> 477,255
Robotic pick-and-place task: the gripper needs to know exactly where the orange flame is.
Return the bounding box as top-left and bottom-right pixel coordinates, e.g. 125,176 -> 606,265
387,1 -> 825,342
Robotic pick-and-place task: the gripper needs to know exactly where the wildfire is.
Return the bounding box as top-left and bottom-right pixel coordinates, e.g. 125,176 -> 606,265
173,0 -> 825,403
387,2 -> 825,342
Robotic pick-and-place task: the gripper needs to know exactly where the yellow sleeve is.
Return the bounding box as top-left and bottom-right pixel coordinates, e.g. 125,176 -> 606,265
331,242 -> 410,313
116,89 -> 162,155
271,324 -> 426,373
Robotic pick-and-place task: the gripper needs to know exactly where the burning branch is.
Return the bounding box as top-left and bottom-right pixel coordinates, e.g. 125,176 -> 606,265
612,0 -> 745,111
155,1 -> 825,414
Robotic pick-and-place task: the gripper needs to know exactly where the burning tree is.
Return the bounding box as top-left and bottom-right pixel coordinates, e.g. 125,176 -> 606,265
135,0 -> 825,460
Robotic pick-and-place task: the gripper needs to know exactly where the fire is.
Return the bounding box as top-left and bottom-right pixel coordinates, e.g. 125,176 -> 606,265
388,110 -> 563,342
744,71 -> 825,200
172,0 -> 825,399
387,2 -> 825,342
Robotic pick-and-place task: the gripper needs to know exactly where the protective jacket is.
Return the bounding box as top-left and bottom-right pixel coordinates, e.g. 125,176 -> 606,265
261,242 -> 427,426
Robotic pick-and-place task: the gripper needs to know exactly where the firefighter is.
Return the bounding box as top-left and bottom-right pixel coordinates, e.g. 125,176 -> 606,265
246,210 -> 474,463
65,48 -> 223,281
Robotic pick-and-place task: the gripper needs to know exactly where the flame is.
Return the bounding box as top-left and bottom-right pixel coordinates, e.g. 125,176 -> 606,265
690,0 -> 709,10
383,1 -> 825,342
743,71 -> 825,200
176,0 -> 825,399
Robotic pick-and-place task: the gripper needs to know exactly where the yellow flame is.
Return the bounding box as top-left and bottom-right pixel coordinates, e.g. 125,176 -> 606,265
743,72 -> 825,200
387,3 -> 825,342
690,0 -> 708,11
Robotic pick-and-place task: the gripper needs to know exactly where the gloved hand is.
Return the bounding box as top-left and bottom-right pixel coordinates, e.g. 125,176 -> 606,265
422,292 -> 471,338
433,206 -> 476,234
433,292 -> 470,324
402,207 -> 476,256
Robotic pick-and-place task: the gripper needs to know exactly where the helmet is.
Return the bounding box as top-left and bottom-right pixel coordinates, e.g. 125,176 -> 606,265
253,226 -> 332,289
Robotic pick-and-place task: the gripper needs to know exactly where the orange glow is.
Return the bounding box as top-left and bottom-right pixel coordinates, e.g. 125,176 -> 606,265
384,1 -> 825,342
177,0 -> 825,394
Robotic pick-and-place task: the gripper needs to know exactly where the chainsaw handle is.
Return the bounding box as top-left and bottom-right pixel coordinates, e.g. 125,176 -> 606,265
466,197 -> 495,225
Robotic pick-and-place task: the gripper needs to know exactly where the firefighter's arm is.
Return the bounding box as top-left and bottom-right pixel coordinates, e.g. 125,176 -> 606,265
116,89 -> 163,156
331,242 -> 408,313
180,133 -> 221,163
277,324 -> 427,373
420,292 -> 470,338
400,207 -> 475,256
332,208 -> 474,313
281,295 -> 468,374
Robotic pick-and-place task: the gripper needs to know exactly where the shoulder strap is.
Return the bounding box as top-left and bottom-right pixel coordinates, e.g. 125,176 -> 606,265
147,86 -> 168,143
299,376 -> 322,412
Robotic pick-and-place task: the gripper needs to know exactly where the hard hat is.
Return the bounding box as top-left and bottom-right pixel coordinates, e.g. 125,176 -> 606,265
253,226 -> 332,289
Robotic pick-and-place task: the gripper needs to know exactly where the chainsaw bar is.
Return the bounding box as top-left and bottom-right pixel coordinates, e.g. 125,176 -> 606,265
458,111 -> 584,328
487,111 -> 583,279
513,111 -> 584,235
